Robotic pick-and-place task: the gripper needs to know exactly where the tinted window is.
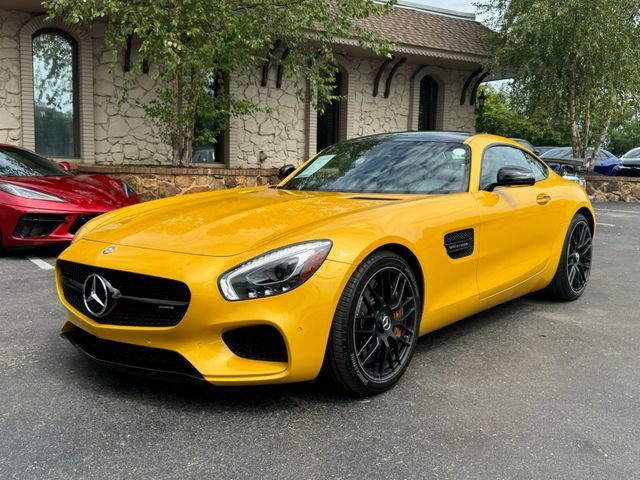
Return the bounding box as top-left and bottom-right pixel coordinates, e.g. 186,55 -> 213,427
480,146 -> 547,190
0,147 -> 69,177
283,140 -> 470,194
33,30 -> 78,158
418,76 -> 438,131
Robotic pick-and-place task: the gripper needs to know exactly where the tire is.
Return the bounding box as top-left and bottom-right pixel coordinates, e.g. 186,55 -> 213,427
323,250 -> 422,395
544,213 -> 593,301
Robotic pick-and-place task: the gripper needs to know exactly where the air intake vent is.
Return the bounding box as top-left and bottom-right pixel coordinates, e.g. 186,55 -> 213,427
222,325 -> 288,362
444,228 -> 474,259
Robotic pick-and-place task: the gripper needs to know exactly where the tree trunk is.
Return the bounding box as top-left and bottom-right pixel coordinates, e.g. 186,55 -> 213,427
588,112 -> 613,171
567,73 -> 585,160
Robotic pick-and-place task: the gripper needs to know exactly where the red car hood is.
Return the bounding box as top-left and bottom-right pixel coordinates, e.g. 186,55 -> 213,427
1,175 -> 131,210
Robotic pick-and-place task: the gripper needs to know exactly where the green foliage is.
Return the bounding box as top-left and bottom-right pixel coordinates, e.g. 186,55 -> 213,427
477,0 -> 640,167
608,117 -> 640,156
44,0 -> 395,165
476,85 -> 570,146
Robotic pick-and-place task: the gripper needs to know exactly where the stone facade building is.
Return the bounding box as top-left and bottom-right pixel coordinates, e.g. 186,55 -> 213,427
0,0 -> 495,198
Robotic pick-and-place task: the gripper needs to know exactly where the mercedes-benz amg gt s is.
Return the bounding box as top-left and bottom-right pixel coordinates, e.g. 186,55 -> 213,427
56,132 -> 595,395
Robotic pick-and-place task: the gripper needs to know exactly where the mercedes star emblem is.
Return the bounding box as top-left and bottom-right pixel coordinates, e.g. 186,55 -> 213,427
82,274 -> 113,318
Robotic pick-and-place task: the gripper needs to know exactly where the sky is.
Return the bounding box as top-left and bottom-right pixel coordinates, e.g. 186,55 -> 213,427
409,0 -> 476,13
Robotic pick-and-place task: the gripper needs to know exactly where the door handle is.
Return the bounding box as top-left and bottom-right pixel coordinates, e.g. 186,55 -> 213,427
536,193 -> 551,205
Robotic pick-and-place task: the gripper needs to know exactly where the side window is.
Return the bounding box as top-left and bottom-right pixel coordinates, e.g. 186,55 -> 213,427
522,151 -> 549,181
480,146 -> 532,190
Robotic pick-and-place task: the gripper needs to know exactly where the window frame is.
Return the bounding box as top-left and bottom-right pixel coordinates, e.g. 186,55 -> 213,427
32,28 -> 81,159
479,143 -> 550,191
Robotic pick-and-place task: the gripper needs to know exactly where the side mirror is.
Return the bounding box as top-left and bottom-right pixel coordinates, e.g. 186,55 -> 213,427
488,166 -> 535,191
278,164 -> 296,180
58,161 -> 71,172
560,164 -> 575,176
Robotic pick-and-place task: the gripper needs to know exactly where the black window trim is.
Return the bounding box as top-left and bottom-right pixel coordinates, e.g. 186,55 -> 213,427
32,27 -> 80,159
479,143 -> 550,192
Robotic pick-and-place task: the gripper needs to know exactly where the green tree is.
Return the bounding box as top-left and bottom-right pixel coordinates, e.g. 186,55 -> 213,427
477,0 -> 640,169
45,0 -> 395,165
608,116 -> 640,156
476,84 -> 570,146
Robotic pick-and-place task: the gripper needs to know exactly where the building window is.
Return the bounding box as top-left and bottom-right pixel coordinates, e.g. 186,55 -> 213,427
418,75 -> 438,131
32,29 -> 79,158
317,70 -> 343,151
193,73 -> 226,164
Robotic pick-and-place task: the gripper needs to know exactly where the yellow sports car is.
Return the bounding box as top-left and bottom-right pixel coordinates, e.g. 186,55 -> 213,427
56,132 -> 594,395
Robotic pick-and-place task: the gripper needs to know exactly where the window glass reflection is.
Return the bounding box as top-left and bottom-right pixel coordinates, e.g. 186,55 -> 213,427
33,30 -> 77,158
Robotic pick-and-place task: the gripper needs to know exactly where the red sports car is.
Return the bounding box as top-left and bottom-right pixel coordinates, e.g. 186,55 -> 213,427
0,145 -> 139,251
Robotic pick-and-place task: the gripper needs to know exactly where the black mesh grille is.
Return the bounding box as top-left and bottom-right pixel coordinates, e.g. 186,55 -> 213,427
13,213 -> 68,238
444,228 -> 474,259
68,214 -> 102,235
64,327 -> 202,380
58,260 -> 190,327
222,325 -> 288,362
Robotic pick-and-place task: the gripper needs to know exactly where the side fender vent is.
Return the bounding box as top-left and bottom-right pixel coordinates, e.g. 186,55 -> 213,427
444,228 -> 474,259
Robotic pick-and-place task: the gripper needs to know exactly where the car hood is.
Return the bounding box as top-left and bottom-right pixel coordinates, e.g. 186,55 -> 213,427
84,188 -> 409,257
0,175 -> 128,209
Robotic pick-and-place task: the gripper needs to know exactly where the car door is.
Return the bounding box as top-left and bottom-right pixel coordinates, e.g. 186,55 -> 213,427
474,145 -> 563,299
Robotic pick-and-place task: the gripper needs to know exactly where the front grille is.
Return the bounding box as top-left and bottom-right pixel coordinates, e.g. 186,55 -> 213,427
222,325 -> 288,362
68,214 -> 102,235
58,260 -> 191,327
64,327 -> 202,380
13,213 -> 68,238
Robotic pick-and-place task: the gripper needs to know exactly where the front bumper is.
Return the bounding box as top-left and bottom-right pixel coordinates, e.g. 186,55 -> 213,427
0,202 -> 105,248
617,165 -> 640,177
56,239 -> 352,385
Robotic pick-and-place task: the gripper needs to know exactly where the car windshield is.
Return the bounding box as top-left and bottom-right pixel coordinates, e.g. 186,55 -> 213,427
623,148 -> 640,159
0,147 -> 69,177
282,140 -> 470,194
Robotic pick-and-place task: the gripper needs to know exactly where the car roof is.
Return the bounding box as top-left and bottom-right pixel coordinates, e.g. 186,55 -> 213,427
342,131 -> 474,144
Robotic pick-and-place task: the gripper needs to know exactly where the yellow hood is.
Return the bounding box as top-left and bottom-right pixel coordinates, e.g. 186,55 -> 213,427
84,187 -> 400,257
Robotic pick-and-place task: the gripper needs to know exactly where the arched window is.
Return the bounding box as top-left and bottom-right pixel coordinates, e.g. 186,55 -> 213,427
317,70 -> 343,151
32,29 -> 78,157
418,75 -> 438,131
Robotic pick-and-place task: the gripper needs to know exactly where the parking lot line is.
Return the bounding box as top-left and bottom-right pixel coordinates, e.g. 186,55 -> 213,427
597,222 -> 615,227
595,208 -> 640,215
25,255 -> 55,271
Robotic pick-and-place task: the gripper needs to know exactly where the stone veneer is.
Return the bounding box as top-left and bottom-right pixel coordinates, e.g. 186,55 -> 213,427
585,175 -> 640,202
76,164 -> 278,201
0,10 -> 31,145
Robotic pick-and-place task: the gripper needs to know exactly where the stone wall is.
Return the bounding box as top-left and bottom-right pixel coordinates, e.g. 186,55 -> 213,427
77,164 -> 278,201
228,71 -> 307,169
586,175 -> 640,202
91,24 -> 170,165
0,10 -> 33,144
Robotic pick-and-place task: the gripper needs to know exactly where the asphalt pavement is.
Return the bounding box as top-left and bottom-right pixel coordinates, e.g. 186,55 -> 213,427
0,202 -> 639,479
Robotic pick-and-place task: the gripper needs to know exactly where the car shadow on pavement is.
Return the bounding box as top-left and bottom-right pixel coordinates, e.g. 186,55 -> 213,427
50,293 -> 548,410
2,244 -> 67,260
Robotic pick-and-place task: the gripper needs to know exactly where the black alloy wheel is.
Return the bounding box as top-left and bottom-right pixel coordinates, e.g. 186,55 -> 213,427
324,251 -> 421,395
566,219 -> 592,294
544,213 -> 593,301
353,266 -> 418,382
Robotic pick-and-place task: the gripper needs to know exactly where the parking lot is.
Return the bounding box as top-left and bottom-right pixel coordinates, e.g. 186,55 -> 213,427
0,202 -> 639,479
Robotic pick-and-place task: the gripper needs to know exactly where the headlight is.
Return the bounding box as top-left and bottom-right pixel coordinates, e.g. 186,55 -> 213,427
0,182 -> 65,202
121,180 -> 135,198
218,240 -> 332,300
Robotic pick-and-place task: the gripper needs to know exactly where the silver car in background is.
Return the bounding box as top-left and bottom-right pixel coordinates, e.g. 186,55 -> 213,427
619,148 -> 640,176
